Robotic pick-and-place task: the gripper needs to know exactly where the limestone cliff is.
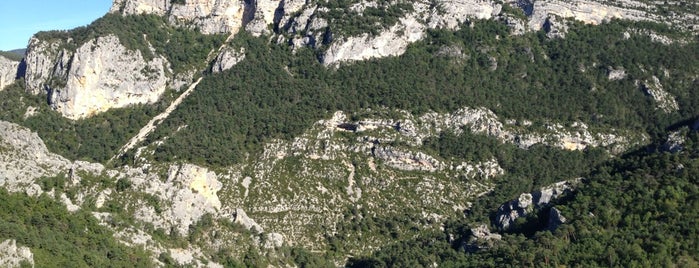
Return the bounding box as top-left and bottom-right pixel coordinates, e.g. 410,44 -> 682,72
321,16 -> 426,66
23,35 -> 169,120
23,37 -> 66,95
526,0 -> 656,31
51,35 -> 168,120
110,0 -> 697,67
0,55 -> 19,91
110,0 -> 286,35
211,46 -> 246,73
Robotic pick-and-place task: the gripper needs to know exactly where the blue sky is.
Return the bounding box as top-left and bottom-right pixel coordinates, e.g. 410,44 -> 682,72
0,0 -> 112,51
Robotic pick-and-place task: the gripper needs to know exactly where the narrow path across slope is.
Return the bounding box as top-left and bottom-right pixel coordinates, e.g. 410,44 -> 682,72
111,77 -> 203,162
111,33 -> 238,163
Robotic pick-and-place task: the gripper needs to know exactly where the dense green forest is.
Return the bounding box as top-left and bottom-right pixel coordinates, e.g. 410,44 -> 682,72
341,130 -> 699,267
0,188 -> 153,267
3,17 -> 697,168
147,20 -> 699,168
0,81 -> 160,163
0,14 -> 226,164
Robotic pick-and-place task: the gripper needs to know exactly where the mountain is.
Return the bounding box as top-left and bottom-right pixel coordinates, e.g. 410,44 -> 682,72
0,0 -> 698,266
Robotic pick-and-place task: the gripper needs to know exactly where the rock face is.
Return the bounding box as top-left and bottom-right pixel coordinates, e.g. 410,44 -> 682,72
112,0 -> 243,34
233,208 -> 264,233
168,0 -> 247,34
23,35 -> 169,119
495,180 -> 579,230
106,0 -> 697,68
464,224 -> 502,252
526,0 -> 655,31
608,67 -> 627,81
662,130 -> 687,153
212,47 -> 246,73
23,37 -> 63,95
0,240 -> 34,268
131,164 -> 223,236
321,16 -> 426,66
543,16 -> 569,38
639,76 -> 679,113
316,0 -> 501,66
52,35 -> 168,119
111,0 -> 168,16
0,55 -> 19,90
111,0 -> 289,35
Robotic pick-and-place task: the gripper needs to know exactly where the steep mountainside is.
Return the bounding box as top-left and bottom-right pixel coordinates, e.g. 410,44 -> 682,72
0,0 -> 698,266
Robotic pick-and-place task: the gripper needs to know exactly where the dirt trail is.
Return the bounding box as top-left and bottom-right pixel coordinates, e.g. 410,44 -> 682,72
111,77 -> 203,161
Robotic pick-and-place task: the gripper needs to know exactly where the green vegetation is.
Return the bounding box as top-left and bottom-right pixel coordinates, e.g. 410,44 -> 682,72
424,129 -> 609,220
145,20 -> 699,168
0,50 -> 24,61
0,80 -> 160,163
315,0 -> 414,36
0,188 -> 153,267
345,130 -> 699,266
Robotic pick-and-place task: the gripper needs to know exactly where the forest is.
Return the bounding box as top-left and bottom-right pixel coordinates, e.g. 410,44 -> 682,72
147,19 -> 699,168
343,131 -> 699,267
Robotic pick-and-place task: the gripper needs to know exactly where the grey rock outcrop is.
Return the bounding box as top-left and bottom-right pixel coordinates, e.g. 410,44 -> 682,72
131,164 -> 223,236
495,180 -> 579,230
169,0 -> 247,34
662,130 -> 686,153
372,146 -> 444,172
321,16 -> 426,66
0,240 -> 34,268
471,224 -> 502,241
212,47 -> 246,73
24,35 -> 169,119
464,224 -> 501,252
23,37 -> 64,95
51,35 -> 168,119
503,15 -> 526,35
526,0 -> 656,31
427,1 -> 502,29
543,16 -> 569,39
639,76 -> 679,113
111,0 -> 168,15
0,55 -> 19,90
608,67 -> 627,81
112,0 -> 294,35
112,0 -> 245,34
233,208 -> 264,233
318,0 -> 501,66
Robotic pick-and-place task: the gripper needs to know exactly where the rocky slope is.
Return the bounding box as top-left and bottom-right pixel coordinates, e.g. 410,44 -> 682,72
0,99 -> 646,264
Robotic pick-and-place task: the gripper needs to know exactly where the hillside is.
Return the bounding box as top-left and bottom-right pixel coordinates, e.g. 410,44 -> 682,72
0,0 -> 698,266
